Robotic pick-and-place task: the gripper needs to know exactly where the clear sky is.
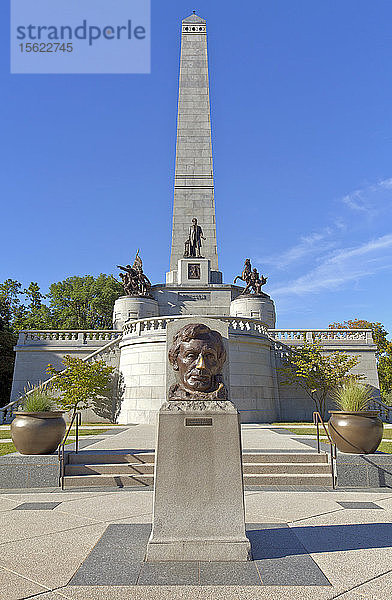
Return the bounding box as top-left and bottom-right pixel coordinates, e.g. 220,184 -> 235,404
1,1 -> 392,332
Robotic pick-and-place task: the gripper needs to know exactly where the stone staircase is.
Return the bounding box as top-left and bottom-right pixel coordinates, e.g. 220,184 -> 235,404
62,450 -> 332,488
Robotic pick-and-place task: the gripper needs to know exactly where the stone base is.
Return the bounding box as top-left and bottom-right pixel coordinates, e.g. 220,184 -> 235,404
336,451 -> 392,487
112,296 -> 159,330
230,294 -> 276,328
0,453 -> 59,489
146,400 -> 251,562
146,539 -> 251,562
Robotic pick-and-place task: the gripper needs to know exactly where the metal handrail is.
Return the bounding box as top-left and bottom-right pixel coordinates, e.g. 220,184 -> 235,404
371,398 -> 392,423
58,411 -> 81,490
313,411 -> 337,489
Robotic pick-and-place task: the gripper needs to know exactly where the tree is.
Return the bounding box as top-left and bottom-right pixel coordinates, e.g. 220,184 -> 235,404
0,279 -> 23,331
0,280 -> 22,407
47,356 -> 115,419
0,274 -> 122,408
0,328 -> 17,408
329,319 -> 392,401
13,282 -> 52,331
48,274 -> 123,330
278,340 -> 364,418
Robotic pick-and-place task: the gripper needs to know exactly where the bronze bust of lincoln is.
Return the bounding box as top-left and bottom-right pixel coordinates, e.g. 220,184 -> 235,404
168,323 -> 227,401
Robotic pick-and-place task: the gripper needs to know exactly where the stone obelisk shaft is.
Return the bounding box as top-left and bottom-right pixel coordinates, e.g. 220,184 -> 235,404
169,14 -> 219,274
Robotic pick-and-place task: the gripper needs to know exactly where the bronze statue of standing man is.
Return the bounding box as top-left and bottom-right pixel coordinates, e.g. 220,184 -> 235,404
184,218 -> 205,258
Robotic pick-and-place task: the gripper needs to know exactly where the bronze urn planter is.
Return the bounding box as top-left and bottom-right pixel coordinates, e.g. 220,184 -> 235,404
328,411 -> 383,454
11,411 -> 66,455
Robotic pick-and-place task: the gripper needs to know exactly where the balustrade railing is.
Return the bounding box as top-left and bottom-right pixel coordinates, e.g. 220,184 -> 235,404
19,330 -> 121,345
269,329 -> 372,342
123,315 -> 269,337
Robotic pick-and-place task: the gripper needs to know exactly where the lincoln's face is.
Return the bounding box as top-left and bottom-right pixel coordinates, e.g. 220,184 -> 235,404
192,218 -> 197,225
176,338 -> 220,392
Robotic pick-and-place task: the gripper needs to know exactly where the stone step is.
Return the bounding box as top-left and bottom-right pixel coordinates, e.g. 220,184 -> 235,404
63,471 -> 332,488
68,452 -> 154,465
67,451 -> 328,465
242,462 -> 331,474
242,452 -> 328,464
63,473 -> 154,488
65,463 -> 154,476
243,473 -> 332,486
66,462 -> 329,476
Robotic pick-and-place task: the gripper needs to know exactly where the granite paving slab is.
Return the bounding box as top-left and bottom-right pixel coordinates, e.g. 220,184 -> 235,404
0,566 -> 49,600
13,501 -> 61,510
255,551 -> 331,586
198,560 -> 262,586
68,524 -> 150,586
68,523 -> 331,587
337,501 -> 383,509
138,562 -> 199,586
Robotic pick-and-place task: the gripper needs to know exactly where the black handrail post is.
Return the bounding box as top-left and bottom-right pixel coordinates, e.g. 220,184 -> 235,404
75,412 -> 80,454
313,410 -> 336,489
58,410 -> 79,489
330,443 -> 335,489
313,411 -> 320,453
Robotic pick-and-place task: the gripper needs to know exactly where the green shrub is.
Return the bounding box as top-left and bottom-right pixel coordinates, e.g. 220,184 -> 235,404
332,381 -> 374,412
19,383 -> 55,412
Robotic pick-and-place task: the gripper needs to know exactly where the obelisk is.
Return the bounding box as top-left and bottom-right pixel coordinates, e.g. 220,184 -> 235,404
167,13 -> 222,285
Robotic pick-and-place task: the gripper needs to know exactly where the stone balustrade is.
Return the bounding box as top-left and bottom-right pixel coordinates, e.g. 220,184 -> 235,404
16,325 -> 374,347
84,336 -> 121,363
18,330 -> 122,345
269,329 -> 373,344
122,315 -> 270,338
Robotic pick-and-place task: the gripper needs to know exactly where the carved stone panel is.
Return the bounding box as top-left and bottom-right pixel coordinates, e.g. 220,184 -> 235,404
188,263 -> 201,279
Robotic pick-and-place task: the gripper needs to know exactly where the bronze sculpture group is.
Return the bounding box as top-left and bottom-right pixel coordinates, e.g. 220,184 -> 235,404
117,250 -> 152,297
234,259 -> 267,295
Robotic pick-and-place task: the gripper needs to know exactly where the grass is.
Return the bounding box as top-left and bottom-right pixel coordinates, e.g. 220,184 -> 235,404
0,443 -> 16,456
282,427 -> 319,436
378,442 -> 392,453
279,425 -> 392,454
281,426 -> 392,440
272,422 -> 313,426
0,428 -> 111,440
65,428 -> 111,437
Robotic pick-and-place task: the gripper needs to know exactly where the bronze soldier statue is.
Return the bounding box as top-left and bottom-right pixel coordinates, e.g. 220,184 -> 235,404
234,259 -> 268,295
117,250 -> 152,297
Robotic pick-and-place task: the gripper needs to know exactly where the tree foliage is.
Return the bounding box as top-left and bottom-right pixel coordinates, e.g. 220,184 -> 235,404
0,274 -> 122,407
47,355 -> 115,417
329,319 -> 392,401
278,340 -> 364,418
0,274 -> 122,333
48,274 -> 123,330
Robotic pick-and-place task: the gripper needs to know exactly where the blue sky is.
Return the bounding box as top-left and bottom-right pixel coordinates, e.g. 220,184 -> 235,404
1,1 -> 392,332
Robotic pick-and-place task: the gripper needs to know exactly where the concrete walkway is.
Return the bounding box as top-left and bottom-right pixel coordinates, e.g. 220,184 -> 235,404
70,423 -> 316,452
1,424 -> 392,599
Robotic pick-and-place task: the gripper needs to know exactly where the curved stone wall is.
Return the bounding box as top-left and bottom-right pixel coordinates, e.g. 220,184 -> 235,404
113,296 -> 159,331
230,295 -> 276,329
117,316 -> 279,424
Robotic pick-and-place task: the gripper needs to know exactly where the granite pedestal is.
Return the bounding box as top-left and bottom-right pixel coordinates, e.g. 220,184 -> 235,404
146,400 -> 251,561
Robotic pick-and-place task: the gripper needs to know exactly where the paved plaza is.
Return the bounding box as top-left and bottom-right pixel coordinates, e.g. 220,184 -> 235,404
0,425 -> 392,599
